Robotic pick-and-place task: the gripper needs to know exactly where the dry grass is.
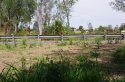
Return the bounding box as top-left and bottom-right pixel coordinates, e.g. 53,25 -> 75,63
0,42 -> 123,72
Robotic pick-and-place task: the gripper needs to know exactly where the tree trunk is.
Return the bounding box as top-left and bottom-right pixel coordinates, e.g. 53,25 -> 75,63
36,0 -> 43,35
66,13 -> 70,28
14,23 -> 18,34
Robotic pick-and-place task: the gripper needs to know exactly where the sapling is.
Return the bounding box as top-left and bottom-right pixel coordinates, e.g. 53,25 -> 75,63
94,37 -> 102,49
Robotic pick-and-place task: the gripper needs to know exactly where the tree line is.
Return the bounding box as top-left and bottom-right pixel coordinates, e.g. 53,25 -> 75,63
0,0 -> 125,35
0,0 -> 78,35
78,23 -> 125,34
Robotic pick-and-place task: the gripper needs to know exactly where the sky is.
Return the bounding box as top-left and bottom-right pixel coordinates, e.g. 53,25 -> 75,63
70,0 -> 125,28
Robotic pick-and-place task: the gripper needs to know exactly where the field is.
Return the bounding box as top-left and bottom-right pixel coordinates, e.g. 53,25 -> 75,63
1,38 -> 125,82
0,39 -> 124,72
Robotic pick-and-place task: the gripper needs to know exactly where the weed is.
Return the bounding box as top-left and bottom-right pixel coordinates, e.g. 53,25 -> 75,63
94,37 -> 102,49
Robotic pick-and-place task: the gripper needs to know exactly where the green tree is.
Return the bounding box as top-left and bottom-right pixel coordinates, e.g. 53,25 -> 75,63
78,25 -> 85,34
106,25 -> 113,34
119,23 -> 125,32
55,0 -> 78,28
0,0 -> 36,35
114,25 -> 120,33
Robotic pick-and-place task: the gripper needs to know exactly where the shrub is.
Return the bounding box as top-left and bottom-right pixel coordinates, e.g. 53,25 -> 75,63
112,46 -> 125,64
94,37 -> 102,49
0,57 -> 111,82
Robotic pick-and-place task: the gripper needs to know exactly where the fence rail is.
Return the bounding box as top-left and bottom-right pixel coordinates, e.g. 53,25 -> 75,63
0,34 -> 124,46
0,34 -> 124,39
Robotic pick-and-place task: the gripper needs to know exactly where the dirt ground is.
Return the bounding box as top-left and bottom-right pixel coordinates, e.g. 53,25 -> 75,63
0,42 -> 124,72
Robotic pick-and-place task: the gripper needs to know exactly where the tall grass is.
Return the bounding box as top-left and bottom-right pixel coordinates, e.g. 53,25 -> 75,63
0,55 -> 125,82
0,56 -> 108,82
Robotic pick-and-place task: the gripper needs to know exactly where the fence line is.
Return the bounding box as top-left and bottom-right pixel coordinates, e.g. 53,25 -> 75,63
0,34 -> 124,46
0,34 -> 124,39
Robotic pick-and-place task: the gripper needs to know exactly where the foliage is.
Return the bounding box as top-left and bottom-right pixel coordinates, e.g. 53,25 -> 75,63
0,0 -> 37,35
0,43 -> 14,50
0,56 -> 111,82
19,38 -> 27,48
90,51 -> 100,64
95,26 -> 106,34
69,39 -> 73,45
83,39 -> 89,48
112,46 -> 125,64
36,0 -> 78,34
44,20 -> 74,35
110,0 -> 125,13
94,37 -> 103,49
76,55 -> 88,64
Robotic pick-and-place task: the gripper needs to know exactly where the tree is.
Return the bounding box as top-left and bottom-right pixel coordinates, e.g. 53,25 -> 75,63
95,25 -> 106,34
36,0 -> 78,35
88,22 -> 93,33
98,26 -> 105,32
114,25 -> 120,33
78,25 -> 85,34
58,0 -> 78,28
119,23 -> 125,32
110,0 -> 125,13
0,0 -> 36,35
106,25 -> 113,34
36,0 -> 55,35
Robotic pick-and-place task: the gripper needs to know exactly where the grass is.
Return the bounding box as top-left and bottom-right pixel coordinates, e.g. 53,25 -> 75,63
1,55 -> 125,82
0,56 -> 108,82
0,39 -> 125,82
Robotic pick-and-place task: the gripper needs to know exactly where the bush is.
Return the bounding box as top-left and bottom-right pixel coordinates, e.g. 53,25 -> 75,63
112,46 -> 125,64
94,37 -> 102,49
0,57 -> 111,82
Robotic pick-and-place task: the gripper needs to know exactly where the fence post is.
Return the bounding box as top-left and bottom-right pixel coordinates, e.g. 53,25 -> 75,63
124,34 -> 125,40
12,34 -> 16,47
61,34 -> 64,44
37,35 -> 40,46
104,34 -> 107,41
83,35 -> 85,41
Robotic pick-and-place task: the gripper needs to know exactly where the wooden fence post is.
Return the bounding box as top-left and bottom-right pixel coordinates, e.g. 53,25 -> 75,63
37,35 -> 40,46
83,35 -> 85,41
61,35 -> 64,44
12,34 -> 16,47
104,34 -> 107,41
124,34 -> 125,40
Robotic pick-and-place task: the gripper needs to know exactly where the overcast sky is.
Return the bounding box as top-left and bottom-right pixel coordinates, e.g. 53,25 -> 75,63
70,0 -> 125,28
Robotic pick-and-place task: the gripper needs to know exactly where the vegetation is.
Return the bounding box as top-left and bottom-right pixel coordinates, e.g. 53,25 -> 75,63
0,56 -> 115,82
1,0 -> 125,82
112,46 -> 125,64
94,37 -> 103,49
1,54 -> 125,82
